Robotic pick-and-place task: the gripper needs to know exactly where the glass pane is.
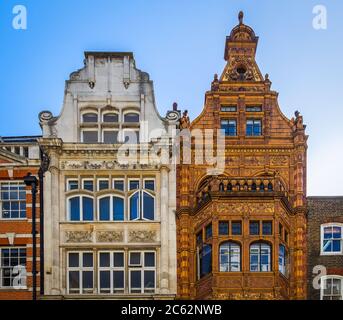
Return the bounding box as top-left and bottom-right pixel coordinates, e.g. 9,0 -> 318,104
130,271 -> 141,290
113,253 -> 124,267
129,180 -> 140,190
113,271 -> 124,289
205,224 -> 212,240
323,240 -> 333,252
83,113 -> 98,123
68,180 -> 78,190
113,197 -> 124,221
143,192 -> 154,220
114,180 -> 124,191
130,192 -> 139,220
103,113 -> 118,123
69,198 -> 80,221
144,271 -> 155,289
100,271 -> 110,291
124,131 -> 139,144
124,113 -> 140,123
83,253 -> 93,268
232,222 -> 242,235
219,222 -> 229,235
332,240 -> 341,252
324,227 -> 332,239
99,197 -> 110,221
262,222 -> 272,235
104,131 -> 118,144
144,252 -> 155,267
82,271 -> 93,289
130,253 -> 141,266
69,253 -> 79,267
83,180 -> 94,191
83,131 -> 98,143
69,271 -> 80,290
99,253 -> 110,267
201,245 -> 212,276
333,227 -> 342,239
250,222 -> 259,235
98,180 -> 109,191
144,180 -> 155,191
83,197 -> 94,221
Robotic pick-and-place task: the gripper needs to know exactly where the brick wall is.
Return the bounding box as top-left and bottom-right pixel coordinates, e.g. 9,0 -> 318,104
307,197 -> 343,300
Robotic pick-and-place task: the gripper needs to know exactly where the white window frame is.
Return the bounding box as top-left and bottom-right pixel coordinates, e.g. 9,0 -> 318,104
0,247 -> 27,289
67,251 -> 94,295
81,111 -> 99,123
102,129 -> 119,144
113,178 -> 125,191
123,110 -> 140,123
143,178 -> 155,192
321,223 -> 343,256
128,178 -> 140,191
320,275 -> 343,300
97,179 -> 110,191
128,251 -> 156,294
98,251 -> 125,294
81,129 -> 99,143
219,242 -> 241,272
66,178 -> 79,191
102,111 -> 119,123
0,181 -> 27,220
128,191 -> 140,221
98,194 -> 125,222
67,195 -> 94,222
82,179 -> 94,191
141,190 -> 155,221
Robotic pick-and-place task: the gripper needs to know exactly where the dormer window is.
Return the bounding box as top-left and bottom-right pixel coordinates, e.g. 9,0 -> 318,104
83,113 -> 98,123
124,113 -> 140,123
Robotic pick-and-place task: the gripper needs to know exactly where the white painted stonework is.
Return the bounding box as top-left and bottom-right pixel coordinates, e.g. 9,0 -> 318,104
39,52 -> 179,299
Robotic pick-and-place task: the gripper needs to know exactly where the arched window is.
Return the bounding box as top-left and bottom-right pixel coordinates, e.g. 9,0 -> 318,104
220,242 -> 241,272
279,244 -> 288,277
82,113 -> 98,123
268,182 -> 273,192
99,195 -> 124,221
321,223 -> 343,255
250,242 -> 271,272
128,182 -> 155,221
103,113 -> 119,123
259,183 -> 265,192
68,196 -> 94,221
320,276 -> 343,300
124,112 -> 140,123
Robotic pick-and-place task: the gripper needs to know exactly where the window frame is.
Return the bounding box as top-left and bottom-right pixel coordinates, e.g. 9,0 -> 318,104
320,275 -> 343,300
0,247 -> 27,289
123,111 -> 140,123
98,194 -> 125,222
66,178 -> 79,192
0,181 -> 27,220
97,179 -> 110,191
98,251 -> 125,294
67,251 -> 94,295
320,223 -> 343,256
102,129 -> 119,144
219,241 -> 241,272
220,119 -> 237,137
250,242 -> 272,272
81,129 -> 99,143
128,251 -> 156,294
246,119 -> 262,137
67,195 -> 94,222
102,112 -> 119,123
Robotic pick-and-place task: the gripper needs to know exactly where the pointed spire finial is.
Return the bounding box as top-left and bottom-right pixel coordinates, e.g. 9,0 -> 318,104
238,11 -> 244,25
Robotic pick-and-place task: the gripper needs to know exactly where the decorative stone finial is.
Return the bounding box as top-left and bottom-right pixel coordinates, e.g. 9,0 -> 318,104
173,102 -> 178,111
238,11 -> 244,25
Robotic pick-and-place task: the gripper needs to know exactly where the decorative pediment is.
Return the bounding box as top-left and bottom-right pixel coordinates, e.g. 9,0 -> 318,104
221,56 -> 264,82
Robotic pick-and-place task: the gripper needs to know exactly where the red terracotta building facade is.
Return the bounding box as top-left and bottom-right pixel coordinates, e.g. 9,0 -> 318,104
0,136 -> 41,300
176,13 -> 308,300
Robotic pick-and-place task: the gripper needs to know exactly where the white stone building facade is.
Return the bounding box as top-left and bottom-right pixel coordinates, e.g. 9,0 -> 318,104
39,52 -> 179,299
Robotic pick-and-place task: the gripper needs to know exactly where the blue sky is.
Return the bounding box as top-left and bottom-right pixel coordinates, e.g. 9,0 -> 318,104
0,0 -> 342,195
